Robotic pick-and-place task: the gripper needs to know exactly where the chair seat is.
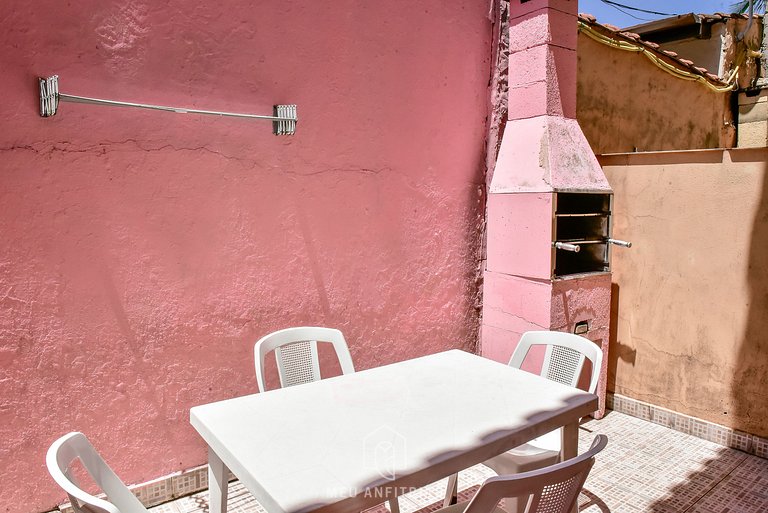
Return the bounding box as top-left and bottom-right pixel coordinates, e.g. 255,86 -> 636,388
509,429 -> 561,454
484,430 -> 561,476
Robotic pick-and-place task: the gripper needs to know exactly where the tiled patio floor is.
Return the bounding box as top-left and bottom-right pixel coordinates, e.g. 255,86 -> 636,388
151,411 -> 768,513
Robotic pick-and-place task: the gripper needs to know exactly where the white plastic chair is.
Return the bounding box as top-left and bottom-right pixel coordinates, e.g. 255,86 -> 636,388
254,326 -> 356,392
47,432 -> 148,513
445,331 -> 603,510
254,327 -> 400,512
438,435 -> 607,513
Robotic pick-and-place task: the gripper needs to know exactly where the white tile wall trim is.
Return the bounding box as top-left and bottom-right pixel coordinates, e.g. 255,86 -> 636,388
608,392 -> 768,459
57,465 -> 230,513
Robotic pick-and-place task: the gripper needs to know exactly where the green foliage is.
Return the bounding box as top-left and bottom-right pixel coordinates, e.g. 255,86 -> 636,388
730,0 -> 765,14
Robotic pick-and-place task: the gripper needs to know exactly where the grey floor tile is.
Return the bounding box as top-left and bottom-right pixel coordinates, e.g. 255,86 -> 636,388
687,454 -> 768,513
150,411 -> 768,513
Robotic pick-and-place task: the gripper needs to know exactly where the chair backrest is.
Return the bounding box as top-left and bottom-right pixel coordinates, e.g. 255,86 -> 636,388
46,432 -> 149,513
254,326 -> 355,392
463,435 -> 607,513
509,331 -> 603,394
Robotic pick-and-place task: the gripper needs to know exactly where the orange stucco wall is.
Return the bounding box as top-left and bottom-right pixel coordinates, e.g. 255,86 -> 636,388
577,32 -> 735,153
602,149 -> 768,437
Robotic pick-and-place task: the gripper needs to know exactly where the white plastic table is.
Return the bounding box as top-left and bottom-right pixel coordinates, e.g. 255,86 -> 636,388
190,349 -> 597,513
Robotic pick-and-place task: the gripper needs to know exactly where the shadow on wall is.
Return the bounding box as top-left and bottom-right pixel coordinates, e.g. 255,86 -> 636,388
607,283 -> 636,392
732,156 -> 768,438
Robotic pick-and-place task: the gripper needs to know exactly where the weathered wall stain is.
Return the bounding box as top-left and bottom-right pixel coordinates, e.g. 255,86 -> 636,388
577,32 -> 735,153
603,149 -> 768,437
95,1 -> 149,73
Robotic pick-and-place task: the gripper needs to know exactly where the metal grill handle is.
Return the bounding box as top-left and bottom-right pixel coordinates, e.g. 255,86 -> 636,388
608,239 -> 632,248
553,242 -> 581,253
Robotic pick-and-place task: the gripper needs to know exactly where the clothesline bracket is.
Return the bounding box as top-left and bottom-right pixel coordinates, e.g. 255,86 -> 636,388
38,75 -> 298,136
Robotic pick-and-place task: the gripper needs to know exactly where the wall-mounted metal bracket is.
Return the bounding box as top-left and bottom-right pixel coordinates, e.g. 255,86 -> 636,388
38,75 -> 297,135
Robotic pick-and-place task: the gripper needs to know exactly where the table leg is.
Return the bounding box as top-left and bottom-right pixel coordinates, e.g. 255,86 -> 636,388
208,446 -> 229,513
561,422 -> 579,513
442,473 -> 459,507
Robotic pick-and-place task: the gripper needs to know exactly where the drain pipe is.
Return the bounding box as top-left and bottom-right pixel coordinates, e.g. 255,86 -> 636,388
737,0 -> 754,41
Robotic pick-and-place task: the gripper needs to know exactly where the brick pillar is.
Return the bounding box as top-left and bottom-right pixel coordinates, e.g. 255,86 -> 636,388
481,0 -> 611,417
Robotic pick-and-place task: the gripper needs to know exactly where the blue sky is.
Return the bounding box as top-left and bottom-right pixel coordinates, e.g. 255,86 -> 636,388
579,0 -> 749,28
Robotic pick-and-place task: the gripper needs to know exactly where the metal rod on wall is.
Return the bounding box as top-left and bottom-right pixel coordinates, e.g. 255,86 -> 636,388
38,75 -> 298,135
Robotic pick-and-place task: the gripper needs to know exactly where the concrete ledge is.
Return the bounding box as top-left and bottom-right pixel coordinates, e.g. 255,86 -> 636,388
739,100 -> 768,123
738,89 -> 768,106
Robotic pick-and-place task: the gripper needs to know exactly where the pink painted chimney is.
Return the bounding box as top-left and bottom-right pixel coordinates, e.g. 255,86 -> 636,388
481,0 -> 629,417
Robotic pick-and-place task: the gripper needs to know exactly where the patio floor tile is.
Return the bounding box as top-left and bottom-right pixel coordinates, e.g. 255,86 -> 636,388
150,411 -> 767,513
685,454 -> 768,513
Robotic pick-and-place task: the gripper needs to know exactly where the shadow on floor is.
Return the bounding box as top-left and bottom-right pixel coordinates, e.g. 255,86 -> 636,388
646,446 -> 766,513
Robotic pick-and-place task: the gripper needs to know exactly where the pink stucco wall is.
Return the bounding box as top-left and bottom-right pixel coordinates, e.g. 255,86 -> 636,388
0,3 -> 491,512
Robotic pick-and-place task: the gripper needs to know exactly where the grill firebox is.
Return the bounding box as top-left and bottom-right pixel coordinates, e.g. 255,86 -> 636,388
555,193 -> 612,277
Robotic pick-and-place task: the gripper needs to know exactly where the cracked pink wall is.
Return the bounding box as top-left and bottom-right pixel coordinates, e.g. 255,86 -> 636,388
0,2 -> 491,512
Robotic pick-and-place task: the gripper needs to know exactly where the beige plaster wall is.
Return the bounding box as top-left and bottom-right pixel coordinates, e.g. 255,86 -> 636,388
647,18 -> 762,89
577,32 -> 735,154
602,149 -> 768,437
662,24 -> 726,77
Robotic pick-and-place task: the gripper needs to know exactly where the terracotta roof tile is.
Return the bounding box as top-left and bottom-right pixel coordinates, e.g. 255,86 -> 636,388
578,13 -> 730,87
708,12 -> 760,19
620,31 -> 642,41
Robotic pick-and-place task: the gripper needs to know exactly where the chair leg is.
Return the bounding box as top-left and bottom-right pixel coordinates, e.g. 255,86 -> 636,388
505,494 -> 533,513
388,498 -> 400,513
443,473 -> 459,507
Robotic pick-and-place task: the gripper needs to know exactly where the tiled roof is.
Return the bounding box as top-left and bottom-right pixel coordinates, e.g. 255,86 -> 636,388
577,13 -> 746,87
701,12 -> 763,22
